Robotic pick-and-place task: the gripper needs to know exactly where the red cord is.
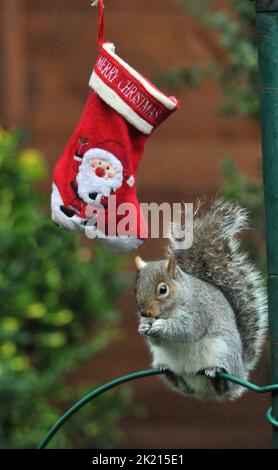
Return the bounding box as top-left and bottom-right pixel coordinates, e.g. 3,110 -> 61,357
98,0 -> 104,46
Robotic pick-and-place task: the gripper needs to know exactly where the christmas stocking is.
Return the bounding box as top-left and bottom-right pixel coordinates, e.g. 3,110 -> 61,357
51,1 -> 179,252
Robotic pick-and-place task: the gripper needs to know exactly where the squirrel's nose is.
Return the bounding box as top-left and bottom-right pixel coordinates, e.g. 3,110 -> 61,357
140,309 -> 155,318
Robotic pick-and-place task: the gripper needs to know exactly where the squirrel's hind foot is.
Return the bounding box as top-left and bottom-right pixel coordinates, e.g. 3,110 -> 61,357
198,367 -> 229,395
202,367 -> 225,378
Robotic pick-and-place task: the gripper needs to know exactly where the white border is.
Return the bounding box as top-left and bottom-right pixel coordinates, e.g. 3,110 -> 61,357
102,42 -> 177,111
90,71 -> 154,135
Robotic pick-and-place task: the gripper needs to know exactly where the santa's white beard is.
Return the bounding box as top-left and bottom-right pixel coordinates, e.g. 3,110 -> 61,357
76,161 -> 123,204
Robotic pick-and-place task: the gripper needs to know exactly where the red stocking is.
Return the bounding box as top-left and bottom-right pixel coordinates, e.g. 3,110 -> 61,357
51,1 -> 179,252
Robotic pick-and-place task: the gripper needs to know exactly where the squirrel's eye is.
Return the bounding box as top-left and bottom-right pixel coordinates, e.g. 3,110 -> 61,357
157,282 -> 169,298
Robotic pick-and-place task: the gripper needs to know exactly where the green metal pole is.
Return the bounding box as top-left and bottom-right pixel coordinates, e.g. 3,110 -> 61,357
256,0 -> 278,449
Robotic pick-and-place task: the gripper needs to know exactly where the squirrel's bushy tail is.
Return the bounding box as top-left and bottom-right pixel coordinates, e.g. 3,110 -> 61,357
168,199 -> 268,372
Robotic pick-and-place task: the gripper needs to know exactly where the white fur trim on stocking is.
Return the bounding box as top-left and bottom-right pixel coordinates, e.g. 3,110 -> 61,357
102,43 -> 177,110
91,228 -> 144,253
90,72 -> 154,135
99,235 -> 144,253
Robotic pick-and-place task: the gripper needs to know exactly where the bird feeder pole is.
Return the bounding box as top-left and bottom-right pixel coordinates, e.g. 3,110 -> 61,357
256,0 -> 278,449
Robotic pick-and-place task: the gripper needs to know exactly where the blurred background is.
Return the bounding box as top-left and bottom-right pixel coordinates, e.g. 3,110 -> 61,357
0,0 -> 271,449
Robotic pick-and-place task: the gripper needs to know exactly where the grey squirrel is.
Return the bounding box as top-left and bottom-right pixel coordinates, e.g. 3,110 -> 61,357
134,200 -> 268,401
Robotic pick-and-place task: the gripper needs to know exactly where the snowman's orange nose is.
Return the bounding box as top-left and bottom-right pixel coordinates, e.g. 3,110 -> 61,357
95,167 -> 105,178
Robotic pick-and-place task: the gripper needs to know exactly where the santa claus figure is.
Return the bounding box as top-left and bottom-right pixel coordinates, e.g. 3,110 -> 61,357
52,138 -> 135,233
76,141 -> 126,206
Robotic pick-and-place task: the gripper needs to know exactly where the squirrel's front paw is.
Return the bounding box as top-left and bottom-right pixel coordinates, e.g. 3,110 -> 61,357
146,319 -> 166,337
138,322 -> 152,336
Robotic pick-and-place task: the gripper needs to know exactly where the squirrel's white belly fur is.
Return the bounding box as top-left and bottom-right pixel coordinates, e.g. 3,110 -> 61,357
150,336 -> 229,373
149,337 -> 242,400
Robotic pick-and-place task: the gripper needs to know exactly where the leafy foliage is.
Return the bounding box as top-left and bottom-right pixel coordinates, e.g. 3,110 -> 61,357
168,0 -> 259,117
0,129 -> 130,448
165,0 -> 265,271
220,158 -> 266,274
161,2 -> 265,272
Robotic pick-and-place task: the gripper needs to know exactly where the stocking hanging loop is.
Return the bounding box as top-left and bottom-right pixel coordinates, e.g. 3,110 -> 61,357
92,0 -> 104,46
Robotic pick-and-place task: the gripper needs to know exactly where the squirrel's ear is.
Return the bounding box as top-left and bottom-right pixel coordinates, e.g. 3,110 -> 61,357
166,255 -> 177,277
135,256 -> 147,271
